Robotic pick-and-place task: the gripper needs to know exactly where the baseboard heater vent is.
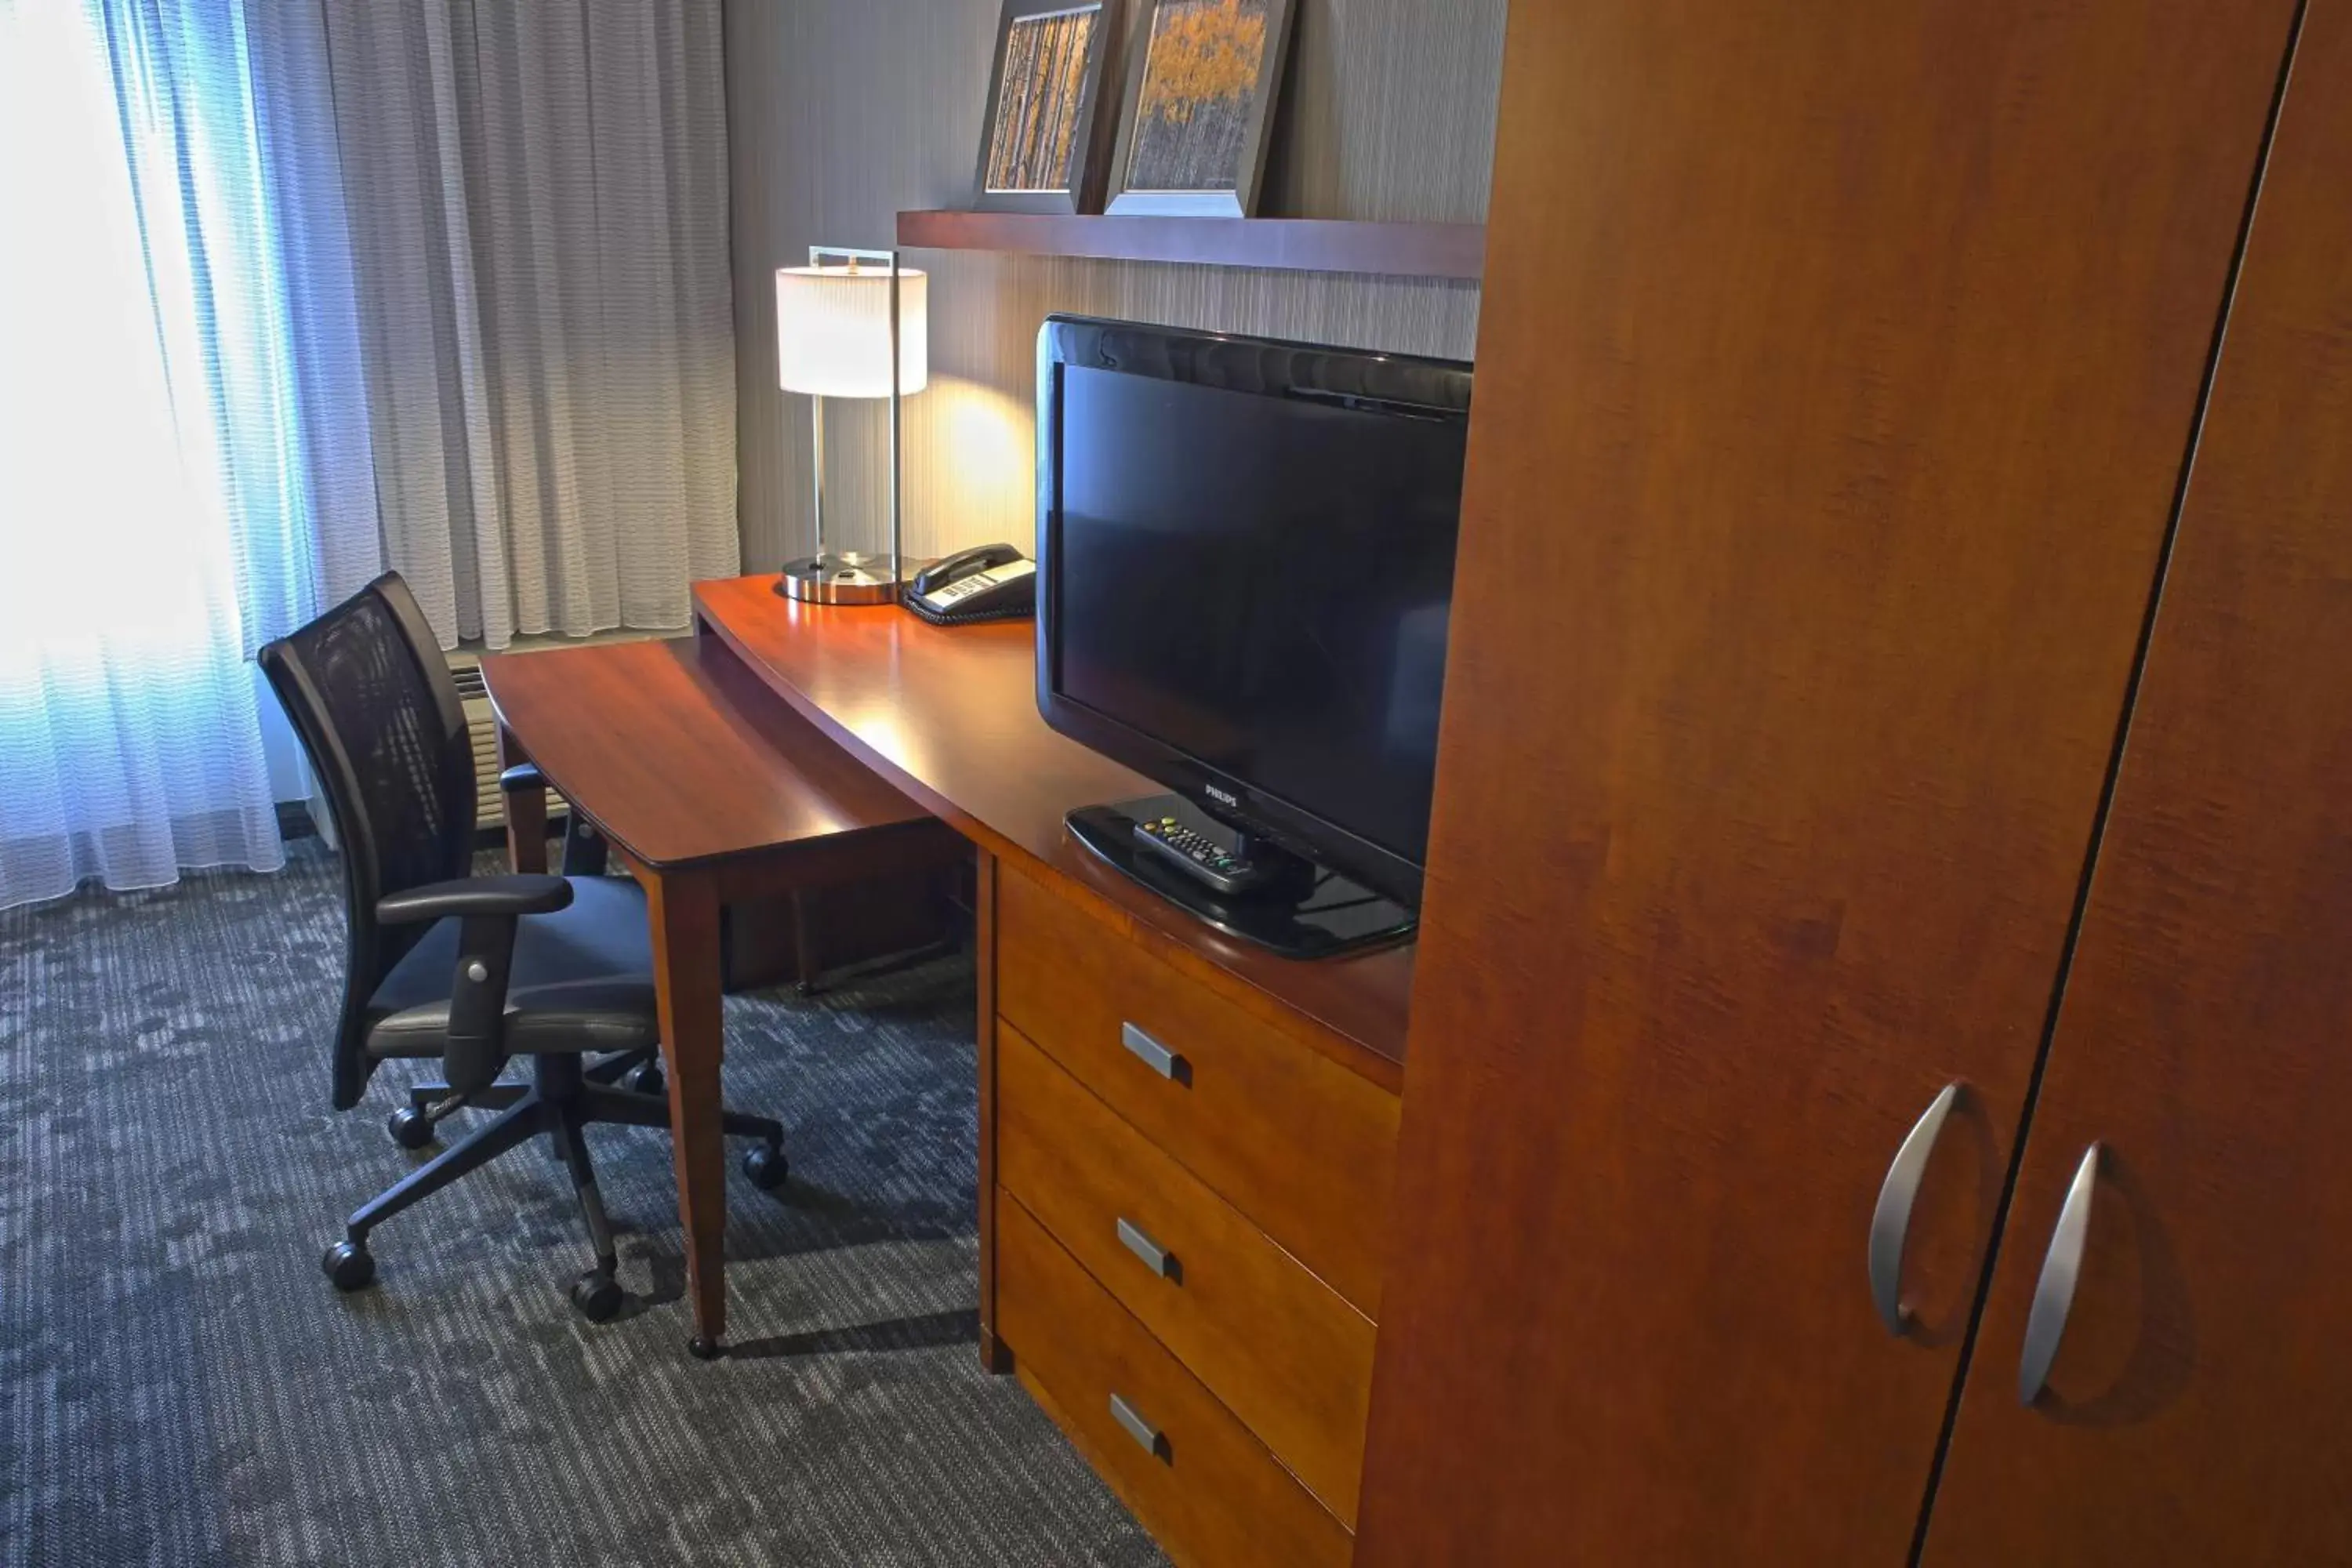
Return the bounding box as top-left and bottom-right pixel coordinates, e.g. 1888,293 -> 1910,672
443,654 -> 517,831
443,630 -> 666,834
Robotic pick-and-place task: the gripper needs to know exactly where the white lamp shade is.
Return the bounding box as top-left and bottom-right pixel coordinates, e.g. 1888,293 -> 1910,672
775,263 -> 927,398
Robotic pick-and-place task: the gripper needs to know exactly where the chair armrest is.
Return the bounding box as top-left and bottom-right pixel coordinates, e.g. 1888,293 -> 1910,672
499,762 -> 545,793
375,875 -> 569,1094
376,874 -> 573,926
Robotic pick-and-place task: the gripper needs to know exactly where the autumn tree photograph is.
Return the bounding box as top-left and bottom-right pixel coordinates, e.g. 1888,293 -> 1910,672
1127,0 -> 1270,191
984,4 -> 1103,192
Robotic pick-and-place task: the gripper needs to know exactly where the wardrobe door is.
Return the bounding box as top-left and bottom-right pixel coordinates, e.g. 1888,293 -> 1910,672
1351,0 -> 2298,1562
1919,7 -> 2352,1562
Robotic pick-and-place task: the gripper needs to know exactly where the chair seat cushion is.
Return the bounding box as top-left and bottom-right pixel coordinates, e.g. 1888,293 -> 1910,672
364,874 -> 660,1060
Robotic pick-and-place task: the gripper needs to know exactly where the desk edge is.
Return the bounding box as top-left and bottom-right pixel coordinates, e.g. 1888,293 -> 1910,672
692,596 -> 1408,1094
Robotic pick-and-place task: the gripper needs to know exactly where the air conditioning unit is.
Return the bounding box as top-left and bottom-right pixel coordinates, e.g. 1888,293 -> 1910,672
442,652 -> 518,829
443,629 -> 663,833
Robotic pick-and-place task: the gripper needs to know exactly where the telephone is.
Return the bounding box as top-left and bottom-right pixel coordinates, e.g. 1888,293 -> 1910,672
903,543 -> 1036,625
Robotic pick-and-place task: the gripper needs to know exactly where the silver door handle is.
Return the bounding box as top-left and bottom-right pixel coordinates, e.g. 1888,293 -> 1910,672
2020,1142 -> 2102,1404
1120,1022 -> 1187,1081
1109,1392 -> 1166,1457
1117,1218 -> 1177,1279
1869,1081 -> 1962,1334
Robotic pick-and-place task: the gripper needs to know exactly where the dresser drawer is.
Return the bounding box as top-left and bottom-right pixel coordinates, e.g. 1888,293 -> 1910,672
997,1197 -> 1352,1568
998,1022 -> 1376,1524
993,864 -> 1399,1314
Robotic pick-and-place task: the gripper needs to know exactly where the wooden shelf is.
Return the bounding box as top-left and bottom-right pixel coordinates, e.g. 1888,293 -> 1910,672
896,210 -> 1485,281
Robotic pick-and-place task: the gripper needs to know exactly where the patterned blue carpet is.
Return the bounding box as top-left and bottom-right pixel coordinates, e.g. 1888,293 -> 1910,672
0,842 -> 1162,1566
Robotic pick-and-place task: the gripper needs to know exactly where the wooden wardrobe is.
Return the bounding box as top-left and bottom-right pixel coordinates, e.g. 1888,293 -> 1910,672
1356,0 -> 2351,1561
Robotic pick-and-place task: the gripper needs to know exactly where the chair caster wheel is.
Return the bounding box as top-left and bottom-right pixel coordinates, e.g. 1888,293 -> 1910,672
688,1336 -> 724,1361
322,1240 -> 376,1292
628,1062 -> 665,1098
387,1106 -> 434,1150
570,1269 -> 625,1323
743,1145 -> 789,1191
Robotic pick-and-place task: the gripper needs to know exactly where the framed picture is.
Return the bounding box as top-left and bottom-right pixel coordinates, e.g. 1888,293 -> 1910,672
973,0 -> 1119,214
1105,0 -> 1297,217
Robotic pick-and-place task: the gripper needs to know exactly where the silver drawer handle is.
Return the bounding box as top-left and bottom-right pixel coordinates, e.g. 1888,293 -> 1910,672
1120,1022 -> 1188,1082
2020,1142 -> 2103,1405
1117,1218 -> 1178,1280
1868,1081 -> 1962,1334
1109,1392 -> 1167,1458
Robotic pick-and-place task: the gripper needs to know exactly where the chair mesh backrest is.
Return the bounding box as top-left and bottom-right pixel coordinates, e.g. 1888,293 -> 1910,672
260,575 -> 477,1107
275,586 -> 475,905
262,573 -> 477,1105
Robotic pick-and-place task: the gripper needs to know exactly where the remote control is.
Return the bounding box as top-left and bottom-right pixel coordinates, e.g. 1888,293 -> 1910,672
1132,815 -> 1263,895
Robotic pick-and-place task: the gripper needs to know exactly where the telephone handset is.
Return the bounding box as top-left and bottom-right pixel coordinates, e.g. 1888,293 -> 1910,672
903,543 -> 1036,625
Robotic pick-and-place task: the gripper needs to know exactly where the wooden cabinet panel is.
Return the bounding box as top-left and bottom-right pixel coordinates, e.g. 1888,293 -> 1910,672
996,1198 -> 1352,1568
1354,0 -> 2299,1562
1922,7 -> 2352,1560
996,1022 -> 1377,1524
995,862 -> 1399,1315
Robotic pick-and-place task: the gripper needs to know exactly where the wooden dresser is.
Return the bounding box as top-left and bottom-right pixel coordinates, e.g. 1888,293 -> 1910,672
1352,0 -> 2352,1562
987,859 -> 1399,1564
694,576 -> 1411,1567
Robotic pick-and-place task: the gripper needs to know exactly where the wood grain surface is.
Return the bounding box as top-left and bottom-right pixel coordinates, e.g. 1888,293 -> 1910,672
478,635 -> 932,868
996,1021 -> 1377,1523
895,211 -> 1484,279
1921,5 -> 2352,1559
693,575 -> 1414,1079
974,848 -> 1010,1374
639,860 -> 729,1351
996,1197 -> 1353,1568
993,860 -> 1401,1315
1353,0 -> 2299,1561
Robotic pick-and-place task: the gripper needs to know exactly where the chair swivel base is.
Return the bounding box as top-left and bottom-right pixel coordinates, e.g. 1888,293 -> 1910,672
325,1053 -> 786,1328
395,1050 -> 661,1149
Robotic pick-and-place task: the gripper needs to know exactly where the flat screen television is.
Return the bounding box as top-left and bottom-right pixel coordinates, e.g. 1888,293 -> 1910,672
1035,315 -> 1471,926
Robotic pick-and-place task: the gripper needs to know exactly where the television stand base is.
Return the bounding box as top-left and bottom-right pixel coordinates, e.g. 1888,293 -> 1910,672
1065,796 -> 1417,960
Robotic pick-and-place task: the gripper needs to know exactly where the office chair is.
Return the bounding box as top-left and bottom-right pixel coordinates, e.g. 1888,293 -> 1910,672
385,789 -> 672,1121
260,572 -> 787,1323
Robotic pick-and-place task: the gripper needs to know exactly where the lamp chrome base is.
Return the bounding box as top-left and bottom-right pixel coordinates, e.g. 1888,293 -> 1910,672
775,552 -> 903,605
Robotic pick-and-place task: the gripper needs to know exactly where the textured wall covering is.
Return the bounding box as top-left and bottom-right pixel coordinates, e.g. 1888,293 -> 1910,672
725,0 -> 1508,568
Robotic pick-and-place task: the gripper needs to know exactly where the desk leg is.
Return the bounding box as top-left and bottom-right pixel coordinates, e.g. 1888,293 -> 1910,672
495,723 -> 548,875
644,865 -> 729,1358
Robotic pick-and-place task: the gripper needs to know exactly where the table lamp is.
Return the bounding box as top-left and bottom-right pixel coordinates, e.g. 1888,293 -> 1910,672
774,245 -> 928,603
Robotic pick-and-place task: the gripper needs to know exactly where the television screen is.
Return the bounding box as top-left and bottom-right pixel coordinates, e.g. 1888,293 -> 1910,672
1039,318 -> 1470,902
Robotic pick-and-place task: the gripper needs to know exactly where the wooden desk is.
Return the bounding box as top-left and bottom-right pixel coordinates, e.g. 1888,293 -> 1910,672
692,575 -> 1414,1078
490,583 -> 1409,1559
479,635 -> 961,1356
693,575 -> 1410,1564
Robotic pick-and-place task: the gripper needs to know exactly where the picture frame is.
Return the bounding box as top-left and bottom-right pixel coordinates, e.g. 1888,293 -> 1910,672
972,0 -> 1120,215
1105,0 -> 1297,218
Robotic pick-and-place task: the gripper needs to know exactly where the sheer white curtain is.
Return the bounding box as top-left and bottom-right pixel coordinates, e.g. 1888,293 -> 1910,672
0,0 -> 731,908
0,0 -> 377,910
